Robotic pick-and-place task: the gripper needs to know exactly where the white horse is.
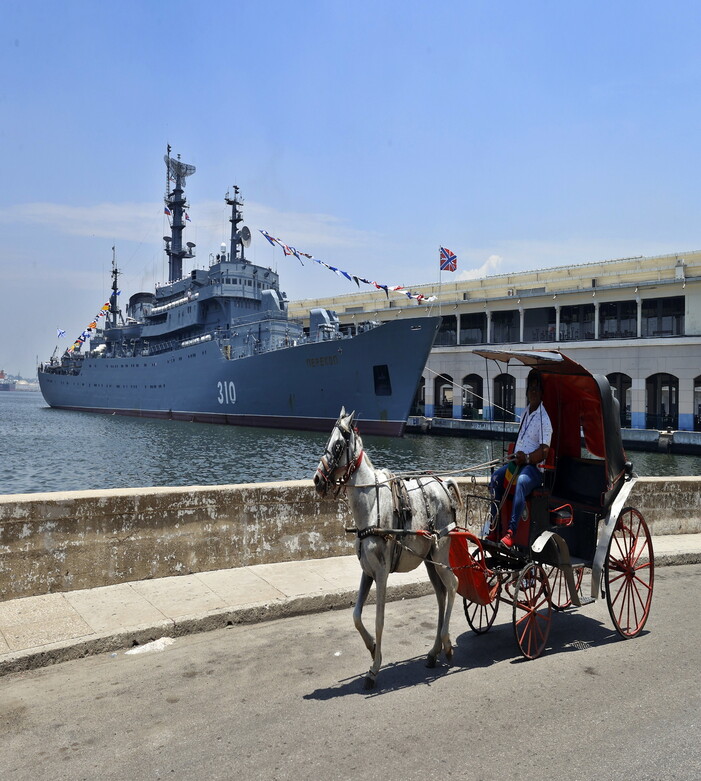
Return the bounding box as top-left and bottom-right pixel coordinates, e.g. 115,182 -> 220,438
313,408 -> 461,689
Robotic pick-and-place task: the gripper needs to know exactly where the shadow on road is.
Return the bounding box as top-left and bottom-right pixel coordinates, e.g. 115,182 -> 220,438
454,606 -> 644,666
303,653 -> 469,700
303,607 -> 645,699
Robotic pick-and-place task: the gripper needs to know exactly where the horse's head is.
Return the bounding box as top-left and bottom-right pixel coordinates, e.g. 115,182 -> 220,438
313,407 -> 363,496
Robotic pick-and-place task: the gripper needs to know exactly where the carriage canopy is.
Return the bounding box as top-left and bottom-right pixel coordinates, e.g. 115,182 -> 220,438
474,349 -> 629,507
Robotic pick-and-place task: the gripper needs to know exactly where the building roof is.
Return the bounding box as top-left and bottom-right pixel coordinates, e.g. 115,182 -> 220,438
289,249 -> 699,319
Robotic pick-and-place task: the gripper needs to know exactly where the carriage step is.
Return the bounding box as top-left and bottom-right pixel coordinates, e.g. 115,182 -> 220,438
577,596 -> 595,606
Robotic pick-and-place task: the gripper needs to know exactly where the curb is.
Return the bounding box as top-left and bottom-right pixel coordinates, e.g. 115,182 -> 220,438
2,554 -> 699,677
0,581 -> 435,677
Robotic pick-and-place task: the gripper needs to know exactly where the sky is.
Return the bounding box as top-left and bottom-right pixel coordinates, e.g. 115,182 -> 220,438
2,0 -> 701,377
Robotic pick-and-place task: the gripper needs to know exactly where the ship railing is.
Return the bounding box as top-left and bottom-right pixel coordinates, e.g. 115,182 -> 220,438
43,364 -> 81,376
109,314 -> 374,360
143,339 -> 181,356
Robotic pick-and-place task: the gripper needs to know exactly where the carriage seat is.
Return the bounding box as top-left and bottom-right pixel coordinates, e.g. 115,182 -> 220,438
550,455 -> 608,511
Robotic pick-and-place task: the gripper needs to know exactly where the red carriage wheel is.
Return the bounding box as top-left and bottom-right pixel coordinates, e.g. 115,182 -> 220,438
512,563 -> 552,659
545,565 -> 584,611
462,549 -> 500,634
604,507 -> 654,639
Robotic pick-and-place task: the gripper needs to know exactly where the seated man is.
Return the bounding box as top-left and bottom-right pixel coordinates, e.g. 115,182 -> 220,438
489,370 -> 553,548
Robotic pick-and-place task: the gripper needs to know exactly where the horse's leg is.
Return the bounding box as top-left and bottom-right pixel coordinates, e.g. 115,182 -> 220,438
353,571 -> 376,659
424,556 -> 447,668
365,555 -> 390,689
434,546 -> 458,661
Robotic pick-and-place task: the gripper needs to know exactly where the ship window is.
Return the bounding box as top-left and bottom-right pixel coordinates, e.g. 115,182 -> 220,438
373,364 -> 392,396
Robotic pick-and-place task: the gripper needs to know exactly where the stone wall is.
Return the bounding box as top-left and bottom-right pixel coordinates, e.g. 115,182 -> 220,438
0,476 -> 698,601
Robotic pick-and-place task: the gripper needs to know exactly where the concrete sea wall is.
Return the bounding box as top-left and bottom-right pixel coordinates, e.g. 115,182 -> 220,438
1,477 -> 699,601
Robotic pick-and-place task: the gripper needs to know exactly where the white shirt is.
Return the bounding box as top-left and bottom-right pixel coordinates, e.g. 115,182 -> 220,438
515,402 -> 553,470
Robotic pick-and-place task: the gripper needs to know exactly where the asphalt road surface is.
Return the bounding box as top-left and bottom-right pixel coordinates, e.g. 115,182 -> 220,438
1,564 -> 699,781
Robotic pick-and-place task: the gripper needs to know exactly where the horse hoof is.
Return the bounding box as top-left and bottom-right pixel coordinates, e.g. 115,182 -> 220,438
364,675 -> 376,690
445,647 -> 454,662
425,655 -> 437,669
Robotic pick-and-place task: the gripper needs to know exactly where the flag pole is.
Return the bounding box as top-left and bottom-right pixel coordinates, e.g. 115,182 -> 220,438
438,246 -> 442,317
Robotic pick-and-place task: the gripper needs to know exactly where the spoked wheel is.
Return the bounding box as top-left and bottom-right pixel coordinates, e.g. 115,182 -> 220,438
463,549 -> 500,634
512,563 -> 552,660
545,565 -> 584,611
604,507 -> 654,639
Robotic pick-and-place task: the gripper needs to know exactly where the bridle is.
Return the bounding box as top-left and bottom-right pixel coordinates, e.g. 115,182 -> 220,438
315,418 -> 364,495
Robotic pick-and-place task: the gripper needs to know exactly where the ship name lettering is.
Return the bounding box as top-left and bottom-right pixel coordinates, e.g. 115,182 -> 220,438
306,355 -> 338,368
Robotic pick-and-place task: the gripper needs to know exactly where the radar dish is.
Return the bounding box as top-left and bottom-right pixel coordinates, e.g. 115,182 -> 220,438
186,242 -> 196,248
241,226 -> 252,247
164,154 -> 196,180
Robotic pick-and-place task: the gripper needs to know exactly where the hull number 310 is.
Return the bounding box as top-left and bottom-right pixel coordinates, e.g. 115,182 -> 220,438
217,380 -> 237,405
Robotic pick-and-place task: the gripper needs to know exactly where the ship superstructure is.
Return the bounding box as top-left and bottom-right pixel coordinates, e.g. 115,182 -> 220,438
38,151 -> 439,435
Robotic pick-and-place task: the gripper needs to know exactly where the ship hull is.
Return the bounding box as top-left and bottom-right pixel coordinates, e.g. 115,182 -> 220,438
39,316 -> 439,436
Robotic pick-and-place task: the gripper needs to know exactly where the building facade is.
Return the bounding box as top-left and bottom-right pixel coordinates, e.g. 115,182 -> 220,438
289,250 -> 701,431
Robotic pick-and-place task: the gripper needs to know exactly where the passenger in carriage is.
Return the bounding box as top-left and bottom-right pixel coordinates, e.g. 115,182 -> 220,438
490,370 -> 553,548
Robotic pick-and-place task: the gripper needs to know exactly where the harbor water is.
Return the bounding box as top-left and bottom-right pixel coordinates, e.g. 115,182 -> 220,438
2,391 -> 700,495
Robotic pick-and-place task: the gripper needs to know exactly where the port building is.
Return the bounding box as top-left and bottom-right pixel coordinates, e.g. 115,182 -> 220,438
290,250 -> 701,432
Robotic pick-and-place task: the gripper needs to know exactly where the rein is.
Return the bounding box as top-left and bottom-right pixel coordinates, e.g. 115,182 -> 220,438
349,458 -> 502,489
317,418 -> 502,495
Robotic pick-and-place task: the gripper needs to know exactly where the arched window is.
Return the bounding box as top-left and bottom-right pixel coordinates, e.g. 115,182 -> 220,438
607,372 -> 632,428
462,373 -> 483,419
434,374 -> 453,418
410,376 -> 426,417
694,376 -> 701,432
493,373 -> 516,422
646,373 -> 678,430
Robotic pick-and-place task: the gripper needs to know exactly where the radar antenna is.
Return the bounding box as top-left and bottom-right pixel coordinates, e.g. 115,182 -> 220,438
165,155 -> 196,181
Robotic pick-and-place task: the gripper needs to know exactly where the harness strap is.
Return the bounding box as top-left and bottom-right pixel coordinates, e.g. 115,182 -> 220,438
416,477 -> 435,533
374,474 -> 382,527
390,478 -> 412,531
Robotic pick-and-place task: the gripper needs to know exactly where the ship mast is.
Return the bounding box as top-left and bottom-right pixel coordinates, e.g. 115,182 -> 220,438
225,185 -> 251,263
164,146 -> 196,283
109,246 -> 121,329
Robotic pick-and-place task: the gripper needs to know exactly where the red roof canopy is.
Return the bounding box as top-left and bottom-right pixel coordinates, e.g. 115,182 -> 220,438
474,349 -> 627,489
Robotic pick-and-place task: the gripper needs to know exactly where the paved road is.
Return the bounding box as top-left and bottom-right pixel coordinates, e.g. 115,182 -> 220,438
1,564 -> 699,781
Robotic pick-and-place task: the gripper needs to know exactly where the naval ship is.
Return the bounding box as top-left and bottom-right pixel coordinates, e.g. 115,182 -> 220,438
38,152 -> 439,436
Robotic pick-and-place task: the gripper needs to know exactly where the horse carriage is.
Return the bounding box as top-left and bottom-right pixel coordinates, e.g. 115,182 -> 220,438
451,349 -> 654,660
314,349 -> 654,688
